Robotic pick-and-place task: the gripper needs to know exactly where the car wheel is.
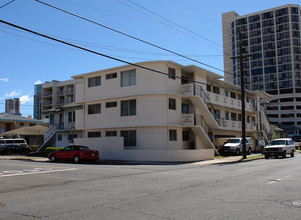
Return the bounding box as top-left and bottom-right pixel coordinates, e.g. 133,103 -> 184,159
50,155 -> 56,162
282,151 -> 286,158
73,155 -> 80,164
264,154 -> 269,159
236,149 -> 240,156
247,148 -> 252,155
291,150 -> 294,157
275,155 -> 278,159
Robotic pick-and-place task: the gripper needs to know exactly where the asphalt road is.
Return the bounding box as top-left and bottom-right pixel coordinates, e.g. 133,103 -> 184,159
0,155 -> 300,220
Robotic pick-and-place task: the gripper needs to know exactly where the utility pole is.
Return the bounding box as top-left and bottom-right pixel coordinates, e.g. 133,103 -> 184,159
232,32 -> 251,159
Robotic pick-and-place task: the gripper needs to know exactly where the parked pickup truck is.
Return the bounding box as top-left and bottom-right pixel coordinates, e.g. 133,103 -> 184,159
263,138 -> 295,159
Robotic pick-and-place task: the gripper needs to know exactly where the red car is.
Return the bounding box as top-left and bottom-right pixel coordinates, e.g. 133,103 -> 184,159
48,145 -> 99,163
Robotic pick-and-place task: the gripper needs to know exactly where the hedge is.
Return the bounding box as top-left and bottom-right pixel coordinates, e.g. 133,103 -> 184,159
45,147 -> 64,156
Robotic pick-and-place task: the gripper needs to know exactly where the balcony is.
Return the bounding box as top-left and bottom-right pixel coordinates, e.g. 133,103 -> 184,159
57,100 -> 65,106
42,100 -> 52,106
206,92 -> 254,112
43,91 -> 52,97
182,114 -> 255,132
57,90 -> 65,96
66,89 -> 74,95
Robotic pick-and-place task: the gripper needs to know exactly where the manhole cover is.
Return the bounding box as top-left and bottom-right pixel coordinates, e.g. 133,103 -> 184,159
293,201 -> 301,207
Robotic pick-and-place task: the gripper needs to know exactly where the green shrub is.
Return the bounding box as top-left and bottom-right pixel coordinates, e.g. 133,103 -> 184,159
45,147 -> 64,156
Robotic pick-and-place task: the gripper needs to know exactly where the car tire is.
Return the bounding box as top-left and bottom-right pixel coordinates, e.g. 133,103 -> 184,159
282,151 -> 286,158
264,154 -> 269,159
247,148 -> 252,155
291,150 -> 294,157
50,155 -> 56,162
275,155 -> 278,159
73,155 -> 80,164
236,149 -> 240,156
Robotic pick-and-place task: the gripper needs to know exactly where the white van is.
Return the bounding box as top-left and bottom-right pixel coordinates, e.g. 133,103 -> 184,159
0,138 -> 29,155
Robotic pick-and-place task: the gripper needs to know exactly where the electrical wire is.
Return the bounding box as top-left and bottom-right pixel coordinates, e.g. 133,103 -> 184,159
124,0 -> 223,48
0,0 -> 15,9
34,0 -> 230,76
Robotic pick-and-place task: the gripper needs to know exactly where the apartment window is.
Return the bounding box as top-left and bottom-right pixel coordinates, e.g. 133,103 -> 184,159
88,104 -> 101,114
88,76 -> 101,87
169,98 -> 176,110
58,134 -> 62,141
106,72 -> 117,79
169,129 -> 177,141
182,104 -> 189,114
121,69 -> 136,87
213,109 -> 220,120
121,130 -> 136,146
238,114 -> 242,122
88,131 -> 101,138
106,101 -> 117,108
225,111 -> 229,120
121,100 -> 136,116
106,131 -> 117,137
207,84 -> 211,92
231,113 -> 237,121
168,67 -> 176,79
230,92 -> 236,99
182,130 -> 189,141
224,90 -> 229,97
68,111 -> 75,122
212,86 -> 220,94
68,134 -> 78,141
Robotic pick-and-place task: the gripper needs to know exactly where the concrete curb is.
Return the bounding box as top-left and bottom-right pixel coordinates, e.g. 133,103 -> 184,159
1,155 -> 266,165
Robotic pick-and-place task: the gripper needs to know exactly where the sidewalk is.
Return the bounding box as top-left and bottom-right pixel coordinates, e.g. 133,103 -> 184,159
0,154 -> 264,165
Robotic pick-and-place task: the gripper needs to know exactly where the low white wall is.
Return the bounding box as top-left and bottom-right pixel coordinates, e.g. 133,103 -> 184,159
74,137 -> 214,162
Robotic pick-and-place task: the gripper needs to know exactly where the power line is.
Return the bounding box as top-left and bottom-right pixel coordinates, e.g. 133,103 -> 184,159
57,0 -> 161,24
120,0 -> 233,58
0,19 -> 205,84
34,0 -> 230,76
0,0 -> 15,9
124,0 -> 223,48
1,23 -> 222,58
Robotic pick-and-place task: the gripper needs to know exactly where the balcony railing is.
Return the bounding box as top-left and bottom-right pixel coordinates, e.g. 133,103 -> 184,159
57,90 -> 65,96
42,100 -> 52,106
43,91 -> 52,97
57,100 -> 65,106
182,113 -> 255,132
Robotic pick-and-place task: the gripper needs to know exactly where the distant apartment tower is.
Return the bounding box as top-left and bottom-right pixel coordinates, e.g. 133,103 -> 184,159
34,84 -> 42,119
222,4 -> 301,134
5,98 -> 20,114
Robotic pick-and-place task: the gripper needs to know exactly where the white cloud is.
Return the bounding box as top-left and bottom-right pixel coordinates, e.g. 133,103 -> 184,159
35,80 -> 42,85
0,78 -> 9,82
19,95 -> 33,104
5,90 -> 21,97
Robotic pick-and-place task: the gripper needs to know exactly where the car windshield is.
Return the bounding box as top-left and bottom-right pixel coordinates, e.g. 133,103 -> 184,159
226,139 -> 240,144
269,140 -> 286,146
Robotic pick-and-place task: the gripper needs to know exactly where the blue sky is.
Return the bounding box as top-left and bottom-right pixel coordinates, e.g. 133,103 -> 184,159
0,0 -> 299,116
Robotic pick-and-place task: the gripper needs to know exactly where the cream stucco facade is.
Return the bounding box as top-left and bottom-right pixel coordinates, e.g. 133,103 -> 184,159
68,60 -> 271,162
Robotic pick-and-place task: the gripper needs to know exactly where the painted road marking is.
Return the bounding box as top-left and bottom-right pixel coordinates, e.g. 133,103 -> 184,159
267,176 -> 290,184
0,167 -> 78,178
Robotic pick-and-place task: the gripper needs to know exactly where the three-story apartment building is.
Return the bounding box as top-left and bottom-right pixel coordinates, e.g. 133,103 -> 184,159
71,61 -> 270,162
41,79 -> 83,148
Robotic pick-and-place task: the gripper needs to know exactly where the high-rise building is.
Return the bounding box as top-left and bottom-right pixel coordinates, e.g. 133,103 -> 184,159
34,84 -> 42,119
222,4 -> 301,134
5,98 -> 20,114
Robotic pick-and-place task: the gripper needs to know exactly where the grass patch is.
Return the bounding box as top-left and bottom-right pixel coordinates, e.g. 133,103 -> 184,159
245,155 -> 264,159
